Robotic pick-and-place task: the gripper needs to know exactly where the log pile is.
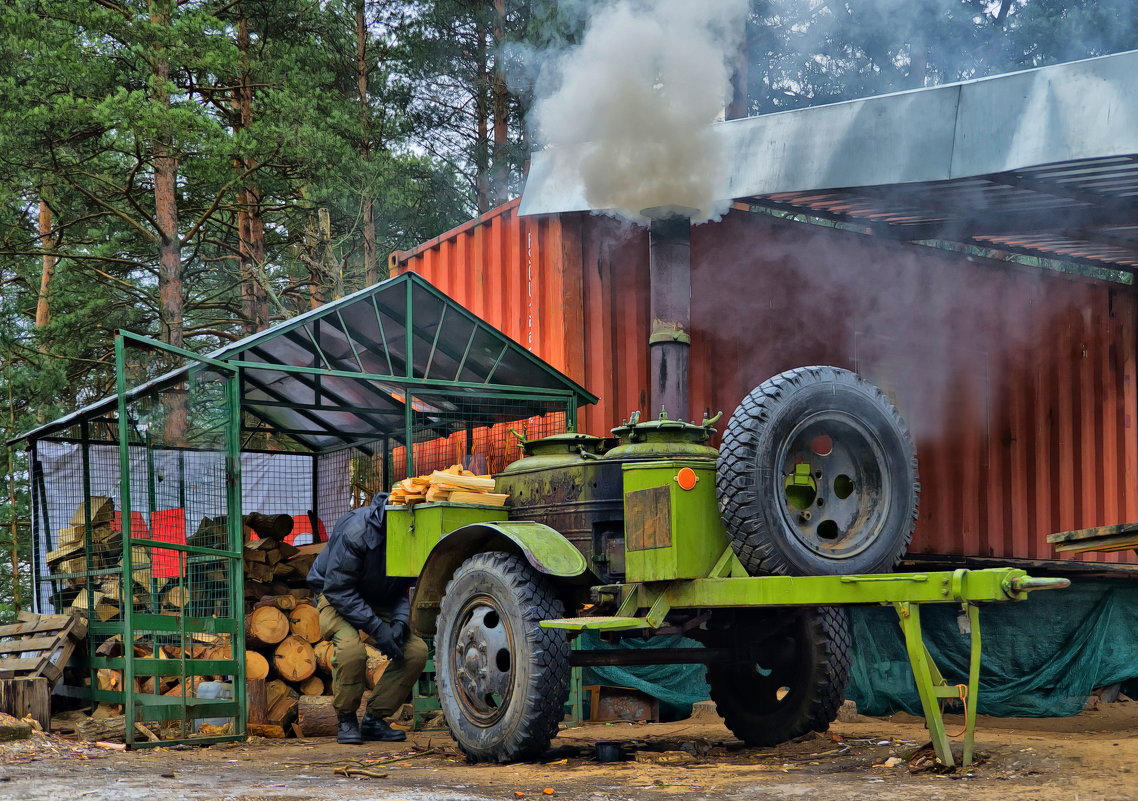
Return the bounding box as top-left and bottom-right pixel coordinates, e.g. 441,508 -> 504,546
241,515 -> 323,606
240,595 -> 389,738
389,465 -> 507,507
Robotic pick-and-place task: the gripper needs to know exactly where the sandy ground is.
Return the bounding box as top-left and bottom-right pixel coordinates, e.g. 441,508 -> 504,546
1,704 -> 1136,801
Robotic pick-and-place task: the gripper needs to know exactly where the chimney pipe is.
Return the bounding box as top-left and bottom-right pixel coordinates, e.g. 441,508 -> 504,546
645,208 -> 693,421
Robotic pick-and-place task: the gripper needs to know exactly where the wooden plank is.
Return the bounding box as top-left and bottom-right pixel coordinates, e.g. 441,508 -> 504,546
0,636 -> 67,654
0,620 -> 69,639
1046,522 -> 1138,544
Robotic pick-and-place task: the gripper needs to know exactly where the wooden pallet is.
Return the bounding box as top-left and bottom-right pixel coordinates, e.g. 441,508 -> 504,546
0,612 -> 88,685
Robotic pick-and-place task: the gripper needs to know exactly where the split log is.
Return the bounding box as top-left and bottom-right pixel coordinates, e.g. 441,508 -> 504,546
247,723 -> 287,738
287,604 -> 321,644
296,695 -> 368,738
78,716 -> 159,743
273,635 -> 316,682
245,606 -> 289,648
246,650 -> 270,681
162,585 -> 190,610
364,645 -> 388,691
247,678 -> 267,725
267,695 -> 298,729
264,678 -> 296,710
313,640 -> 333,673
96,668 -> 122,693
297,675 -> 325,696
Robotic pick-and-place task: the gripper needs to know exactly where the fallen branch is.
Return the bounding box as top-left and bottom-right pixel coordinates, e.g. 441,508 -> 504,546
334,767 -> 389,779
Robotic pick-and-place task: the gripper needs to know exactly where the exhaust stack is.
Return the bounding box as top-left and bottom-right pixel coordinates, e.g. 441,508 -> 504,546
645,207 -> 694,421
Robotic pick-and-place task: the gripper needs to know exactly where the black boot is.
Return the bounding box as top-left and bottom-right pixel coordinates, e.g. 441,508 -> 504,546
337,713 -> 363,745
360,713 -> 406,742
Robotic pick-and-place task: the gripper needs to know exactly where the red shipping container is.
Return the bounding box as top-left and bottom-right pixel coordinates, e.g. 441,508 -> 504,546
391,200 -> 1138,568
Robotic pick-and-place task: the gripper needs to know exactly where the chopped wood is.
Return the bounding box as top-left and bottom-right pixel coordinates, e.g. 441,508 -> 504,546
273,635 -> 316,682
448,491 -> 509,506
313,640 -> 333,673
267,695 -> 299,729
292,543 -> 326,557
246,650 -> 270,681
287,604 -> 321,644
297,675 -> 325,696
70,497 -> 114,527
247,678 -> 268,725
424,485 -> 451,503
287,588 -> 314,601
264,679 -> 296,710
277,540 -> 300,559
429,471 -> 494,491
296,695 -> 368,737
247,723 -> 287,738
364,645 -> 388,691
246,561 -> 275,583
287,553 -> 317,578
245,606 -> 290,648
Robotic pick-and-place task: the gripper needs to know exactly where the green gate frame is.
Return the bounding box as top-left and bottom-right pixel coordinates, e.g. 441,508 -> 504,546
97,332 -> 246,747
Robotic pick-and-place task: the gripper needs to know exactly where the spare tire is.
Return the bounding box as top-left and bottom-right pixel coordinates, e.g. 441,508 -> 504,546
717,366 -> 919,575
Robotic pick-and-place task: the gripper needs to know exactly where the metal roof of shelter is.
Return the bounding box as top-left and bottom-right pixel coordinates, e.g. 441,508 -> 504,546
10,271 -> 597,452
521,49 -> 1138,275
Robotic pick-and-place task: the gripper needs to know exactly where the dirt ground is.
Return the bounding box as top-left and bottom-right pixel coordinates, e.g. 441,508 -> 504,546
1,704 -> 1135,801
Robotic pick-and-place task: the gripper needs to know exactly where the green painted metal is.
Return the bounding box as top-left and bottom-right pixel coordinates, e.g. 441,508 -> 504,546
622,460 -> 729,582
386,503 -> 509,577
409,520 -> 590,635
539,564 -> 1067,767
113,332 -> 245,747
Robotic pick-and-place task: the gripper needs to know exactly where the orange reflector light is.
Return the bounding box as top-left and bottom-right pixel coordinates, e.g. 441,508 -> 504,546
675,467 -> 698,491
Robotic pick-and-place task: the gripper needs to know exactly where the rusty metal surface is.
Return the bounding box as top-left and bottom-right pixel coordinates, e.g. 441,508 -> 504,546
625,486 -> 672,551
391,202 -> 1138,567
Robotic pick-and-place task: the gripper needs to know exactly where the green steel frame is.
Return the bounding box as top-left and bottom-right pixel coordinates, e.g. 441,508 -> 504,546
542,548 -> 1069,768
109,332 -> 246,747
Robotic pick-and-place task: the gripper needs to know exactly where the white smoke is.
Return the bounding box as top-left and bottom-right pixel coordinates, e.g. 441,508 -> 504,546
530,0 -> 749,226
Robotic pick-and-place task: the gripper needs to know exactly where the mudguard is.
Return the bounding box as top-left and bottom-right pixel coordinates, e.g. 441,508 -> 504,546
410,521 -> 590,634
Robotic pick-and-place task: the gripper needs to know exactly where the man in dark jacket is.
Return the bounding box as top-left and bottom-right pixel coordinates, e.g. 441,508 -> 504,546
308,492 -> 427,744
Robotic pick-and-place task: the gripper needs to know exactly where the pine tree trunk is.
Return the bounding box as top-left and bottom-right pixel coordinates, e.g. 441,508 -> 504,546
357,1 -> 379,286
35,194 -> 54,336
489,0 -> 509,207
150,0 -> 182,352
474,19 -> 491,214
236,13 -> 268,333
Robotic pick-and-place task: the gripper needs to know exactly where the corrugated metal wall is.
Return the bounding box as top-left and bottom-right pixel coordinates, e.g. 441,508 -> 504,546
392,200 -> 1138,566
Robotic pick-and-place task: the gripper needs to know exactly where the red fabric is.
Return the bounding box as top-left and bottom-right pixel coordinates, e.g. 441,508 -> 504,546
287,514 -> 326,545
149,508 -> 187,578
110,511 -> 150,537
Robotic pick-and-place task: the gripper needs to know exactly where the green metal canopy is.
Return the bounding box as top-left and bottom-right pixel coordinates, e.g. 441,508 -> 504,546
10,271 -> 597,453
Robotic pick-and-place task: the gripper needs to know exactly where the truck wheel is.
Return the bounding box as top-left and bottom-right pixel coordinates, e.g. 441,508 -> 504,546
706,608 -> 850,746
436,551 -> 570,762
717,365 -> 919,575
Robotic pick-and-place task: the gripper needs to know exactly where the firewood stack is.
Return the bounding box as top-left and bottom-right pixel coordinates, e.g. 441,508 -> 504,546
242,595 -> 390,738
388,465 -> 508,507
241,513 -> 323,607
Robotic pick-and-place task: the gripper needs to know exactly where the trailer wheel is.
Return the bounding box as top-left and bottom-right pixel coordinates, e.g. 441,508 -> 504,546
705,608 -> 850,746
436,551 -> 570,762
717,365 -> 919,575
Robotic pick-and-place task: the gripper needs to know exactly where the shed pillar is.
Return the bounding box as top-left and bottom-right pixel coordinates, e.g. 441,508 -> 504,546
647,212 -> 692,421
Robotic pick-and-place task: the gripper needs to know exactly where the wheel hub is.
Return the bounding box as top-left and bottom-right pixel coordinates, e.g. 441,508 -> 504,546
452,602 -> 514,725
778,412 -> 888,558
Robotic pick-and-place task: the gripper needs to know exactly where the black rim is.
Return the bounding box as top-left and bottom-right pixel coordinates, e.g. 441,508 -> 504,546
448,593 -> 516,727
774,410 -> 889,559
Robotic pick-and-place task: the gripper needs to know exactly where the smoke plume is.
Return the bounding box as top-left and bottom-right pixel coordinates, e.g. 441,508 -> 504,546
530,0 -> 748,226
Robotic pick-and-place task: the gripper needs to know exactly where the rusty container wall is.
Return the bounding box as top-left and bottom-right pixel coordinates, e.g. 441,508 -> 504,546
391,201 -> 1138,567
